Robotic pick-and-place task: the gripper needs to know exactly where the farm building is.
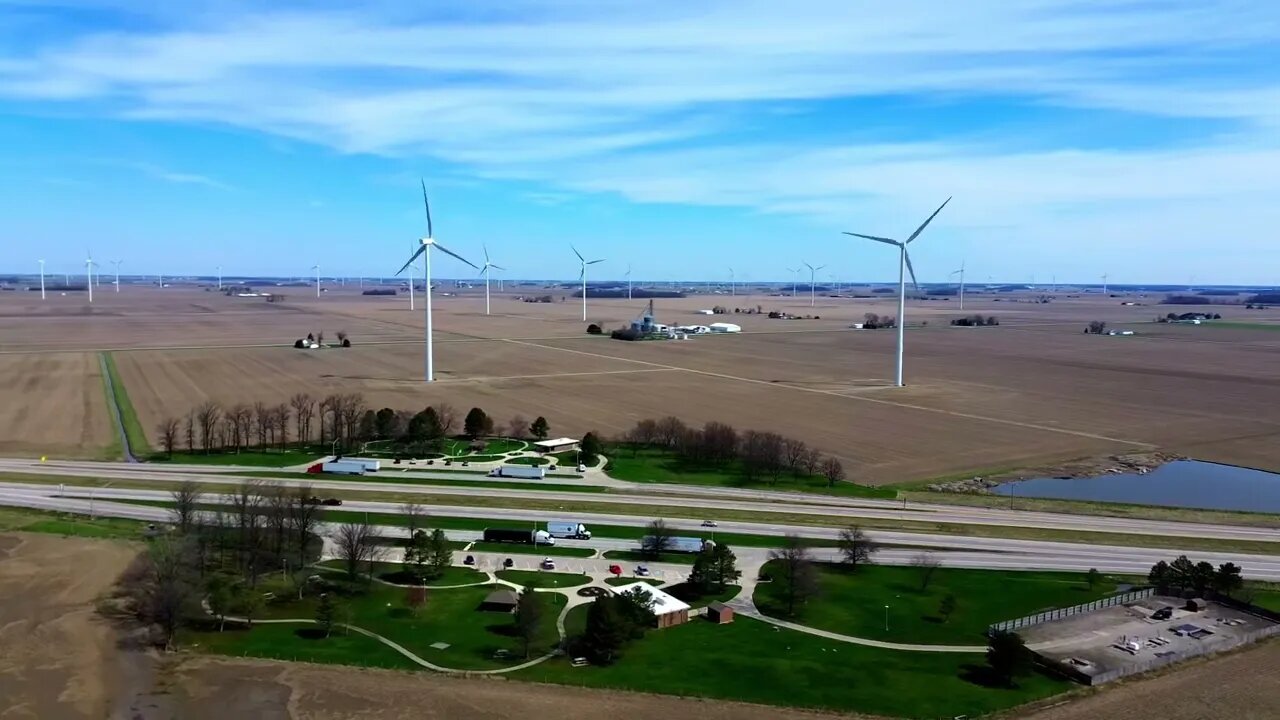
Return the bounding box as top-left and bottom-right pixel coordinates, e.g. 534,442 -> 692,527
612,581 -> 691,629
534,437 -> 580,453
707,602 -> 734,624
708,322 -> 741,333
479,588 -> 519,612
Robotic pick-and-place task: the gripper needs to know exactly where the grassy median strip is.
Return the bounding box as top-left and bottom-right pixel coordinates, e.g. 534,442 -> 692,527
101,351 -> 151,457
0,505 -> 150,540
233,470 -> 604,494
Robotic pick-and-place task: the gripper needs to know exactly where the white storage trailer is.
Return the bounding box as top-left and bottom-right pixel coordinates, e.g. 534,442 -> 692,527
341,458 -> 381,472
321,460 -> 366,476
488,465 -> 546,479
642,536 -> 712,553
548,521 -> 592,539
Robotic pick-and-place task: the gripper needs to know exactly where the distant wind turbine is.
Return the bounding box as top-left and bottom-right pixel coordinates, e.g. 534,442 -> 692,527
216,265 -> 222,291
572,245 -> 604,321
480,245 -> 505,315
405,246 -> 417,311
625,264 -> 633,300
395,180 -> 478,382
85,252 -> 97,303
843,197 -> 951,387
1101,273 -> 1109,296
803,262 -> 826,307
729,267 -> 736,297
950,260 -> 966,310
112,260 -> 122,292
312,265 -> 321,298
38,259 -> 46,300
787,268 -> 800,297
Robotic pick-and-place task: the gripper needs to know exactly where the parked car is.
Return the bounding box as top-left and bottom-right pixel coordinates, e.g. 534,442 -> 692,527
541,557 -> 556,570
576,464 -> 586,472
608,564 -> 623,576
1152,606 -> 1174,621
503,557 -> 515,568
701,520 -> 718,528
635,565 -> 650,577
321,497 -> 342,506
463,555 -> 476,566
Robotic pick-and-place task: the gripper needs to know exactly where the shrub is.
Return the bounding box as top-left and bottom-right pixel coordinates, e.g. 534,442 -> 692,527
586,323 -> 603,335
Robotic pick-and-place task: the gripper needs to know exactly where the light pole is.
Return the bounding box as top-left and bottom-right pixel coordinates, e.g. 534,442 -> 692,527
884,604 -> 890,632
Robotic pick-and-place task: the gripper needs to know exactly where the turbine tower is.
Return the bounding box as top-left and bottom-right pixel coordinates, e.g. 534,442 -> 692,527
803,262 -> 826,307
480,245 -> 505,315
950,260 -> 966,310
312,265 -> 321,298
395,180 -> 478,382
1101,273 -> 1109,296
38,259 -> 46,300
85,252 -> 96,304
843,197 -> 951,388
572,245 -> 604,321
405,246 -> 417,312
112,260 -> 122,292
625,264 -> 633,300
216,265 -> 222,291
787,268 -> 800,297
729,267 -> 735,297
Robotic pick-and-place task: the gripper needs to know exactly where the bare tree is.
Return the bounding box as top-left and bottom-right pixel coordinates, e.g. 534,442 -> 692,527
836,526 -> 878,569
333,521 -> 385,579
290,393 -> 315,447
220,414 -> 238,453
435,403 -> 457,437
263,482 -> 290,559
339,393 -> 366,452
508,415 -> 529,439
626,418 -> 658,447
184,412 -> 196,453
287,483 -> 321,566
802,447 -> 823,476
654,416 -> 687,448
404,501 -> 426,539
233,404 -> 254,453
782,437 -> 808,476
701,421 -> 739,462
157,417 -> 181,459
122,536 -> 198,650
911,552 -> 942,592
228,480 -> 266,583
640,518 -> 673,560
169,480 -> 204,533
757,431 -> 786,484
194,401 -> 222,453
768,535 -> 819,617
273,403 -> 291,450
821,457 -> 846,488
253,401 -> 270,449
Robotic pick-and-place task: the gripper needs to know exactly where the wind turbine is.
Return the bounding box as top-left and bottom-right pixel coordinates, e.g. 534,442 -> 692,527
950,260 -> 966,310
395,180 -> 478,382
312,265 -> 321,298
729,267 -> 736,297
480,245 -> 505,315
1101,273 -> 1109,296
787,268 -> 800,297
38,259 -> 45,300
803,262 -> 826,307
843,197 -> 951,388
625,264 -> 633,300
85,252 -> 96,303
572,245 -> 604,321
216,265 -> 222,291
112,260 -> 122,292
404,246 -> 418,311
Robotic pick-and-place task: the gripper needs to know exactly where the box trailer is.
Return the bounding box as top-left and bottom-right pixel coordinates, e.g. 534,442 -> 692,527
482,527 -> 555,546
488,465 -> 546,479
547,521 -> 592,539
321,460 -> 366,476
641,536 -> 711,553
342,458 -> 381,473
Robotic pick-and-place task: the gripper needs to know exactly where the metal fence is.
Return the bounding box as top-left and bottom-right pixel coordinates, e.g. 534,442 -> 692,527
988,588 -> 1155,635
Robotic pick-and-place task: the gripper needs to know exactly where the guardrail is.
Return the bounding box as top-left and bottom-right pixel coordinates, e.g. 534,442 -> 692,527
988,588 -> 1155,635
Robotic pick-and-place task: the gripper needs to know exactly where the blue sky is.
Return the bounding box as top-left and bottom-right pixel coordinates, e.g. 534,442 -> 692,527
2,1 -> 1278,284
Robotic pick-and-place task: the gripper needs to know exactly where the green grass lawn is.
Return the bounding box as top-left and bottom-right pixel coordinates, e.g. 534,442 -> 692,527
663,582 -> 741,609
604,446 -> 895,499
152,449 -> 326,467
1249,584 -> 1280,613
315,561 -> 487,586
466,541 -> 595,558
605,577 -> 664,587
183,622 -> 421,671
234,470 -> 605,494
495,569 -> 591,589
507,456 -> 550,466
0,505 -> 151,540
518,614 -> 1069,719
101,351 -> 152,457
602,549 -> 697,565
755,563 -> 1118,645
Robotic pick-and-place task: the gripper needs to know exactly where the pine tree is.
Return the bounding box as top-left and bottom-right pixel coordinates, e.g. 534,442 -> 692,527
428,529 -> 452,579
582,596 -> 628,665
530,416 -> 550,440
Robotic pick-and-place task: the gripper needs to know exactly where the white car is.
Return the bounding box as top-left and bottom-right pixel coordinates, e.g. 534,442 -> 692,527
701,520 -> 718,528
576,464 -> 587,472
634,565 -> 650,576
540,557 -> 556,570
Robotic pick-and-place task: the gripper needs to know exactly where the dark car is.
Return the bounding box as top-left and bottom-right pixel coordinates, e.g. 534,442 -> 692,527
321,497 -> 342,506
503,557 -> 515,568
463,555 -> 476,566
1152,606 -> 1174,621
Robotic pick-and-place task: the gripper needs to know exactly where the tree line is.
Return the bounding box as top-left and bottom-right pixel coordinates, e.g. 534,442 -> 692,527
622,416 -> 846,486
1148,555 -> 1244,598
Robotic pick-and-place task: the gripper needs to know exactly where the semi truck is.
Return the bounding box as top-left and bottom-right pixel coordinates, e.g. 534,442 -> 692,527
642,535 -> 713,553
482,527 -> 556,546
547,520 -> 592,539
342,457 -> 381,473
488,465 -> 546,479
317,460 -> 366,476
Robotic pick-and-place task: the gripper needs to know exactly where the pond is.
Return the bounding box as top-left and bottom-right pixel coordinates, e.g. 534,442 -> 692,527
990,460 -> 1280,513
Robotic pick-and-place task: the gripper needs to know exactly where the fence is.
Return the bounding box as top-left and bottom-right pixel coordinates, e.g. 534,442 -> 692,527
988,588 -> 1155,635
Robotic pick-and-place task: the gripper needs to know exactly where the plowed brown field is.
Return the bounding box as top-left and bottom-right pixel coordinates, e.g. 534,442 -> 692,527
0,353 -> 115,458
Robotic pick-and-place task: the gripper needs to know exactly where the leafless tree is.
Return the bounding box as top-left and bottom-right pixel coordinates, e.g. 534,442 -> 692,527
157,417 -> 181,459
626,418 -> 658,446
169,480 -> 204,533
435,403 -> 457,436
911,552 -> 942,592
802,447 -> 823,476
228,481 -> 266,583
273,404 -> 291,450
768,535 -> 819,617
290,393 -> 315,447
122,536 -> 198,650
253,401 -> 270,449
333,521 -> 385,579
319,394 -> 341,446
654,416 -> 687,448
339,393 -> 366,451
194,401 -> 222,453
263,482 -> 290,559
508,415 -> 530,439
233,404 -> 254,453
287,483 -> 321,566
821,456 -> 846,488
837,526 -> 878,569
701,421 -> 739,462
640,518 -> 673,559
783,438 -> 808,476
404,501 -> 426,539
220,414 -> 238,453
184,412 -> 196,452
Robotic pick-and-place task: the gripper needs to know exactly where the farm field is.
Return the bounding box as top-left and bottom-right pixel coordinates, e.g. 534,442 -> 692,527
0,353 -> 116,458
5,287 -> 1280,483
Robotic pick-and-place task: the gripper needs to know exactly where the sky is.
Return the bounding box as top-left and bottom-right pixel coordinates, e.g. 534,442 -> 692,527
1,1 -> 1278,285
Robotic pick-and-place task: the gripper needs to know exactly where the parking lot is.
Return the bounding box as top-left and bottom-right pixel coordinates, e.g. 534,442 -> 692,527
1023,595 -> 1280,684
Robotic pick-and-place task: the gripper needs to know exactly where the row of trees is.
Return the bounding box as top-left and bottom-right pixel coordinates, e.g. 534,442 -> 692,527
623,417 -> 846,486
157,392 -> 554,457
950,315 -> 1000,327
1148,556 -> 1243,598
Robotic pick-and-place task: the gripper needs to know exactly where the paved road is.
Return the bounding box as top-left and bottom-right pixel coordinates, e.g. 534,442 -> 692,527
2,457 -> 1277,544
7,482 -> 1280,580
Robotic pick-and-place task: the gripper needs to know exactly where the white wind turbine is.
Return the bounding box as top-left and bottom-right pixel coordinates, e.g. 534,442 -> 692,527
112,260 -> 122,292
1101,273 -> 1109,295
803,262 -> 826,307
787,267 -> 800,297
405,246 -> 418,311
480,245 -> 505,315
843,197 -> 951,388
729,267 -> 736,297
625,264 -> 633,300
216,265 -> 222,291
396,180 -> 478,382
38,259 -> 46,300
85,252 -> 97,303
950,260 -> 966,310
572,245 -> 604,321
312,264 -> 321,298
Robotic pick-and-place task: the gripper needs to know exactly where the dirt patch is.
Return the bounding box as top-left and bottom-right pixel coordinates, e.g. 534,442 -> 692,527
0,353 -> 114,458
159,656 -> 863,720
0,532 -> 141,719
1023,638 -> 1280,720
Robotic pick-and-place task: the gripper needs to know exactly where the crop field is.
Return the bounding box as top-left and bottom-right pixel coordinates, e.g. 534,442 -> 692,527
4,286 -> 1280,483
0,353 -> 115,458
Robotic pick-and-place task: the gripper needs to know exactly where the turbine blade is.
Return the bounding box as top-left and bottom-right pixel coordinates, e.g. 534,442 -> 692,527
817,265 -> 826,271
843,231 -> 900,246
905,196 -> 952,245
904,249 -> 920,293
571,245 -> 584,262
491,264 -> 506,271
433,241 -> 479,269
395,246 -> 427,276
587,259 -> 605,265
484,244 -> 490,264
804,262 -> 814,271
420,179 -> 434,238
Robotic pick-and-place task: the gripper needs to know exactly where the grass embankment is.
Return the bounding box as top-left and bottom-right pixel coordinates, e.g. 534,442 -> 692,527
495,569 -> 591,589
465,541 -> 595,558
186,622 -> 420,670
900,490 -> 1280,528
0,505 -> 151,540
664,582 -> 741,609
603,550 -> 697,565
605,577 -> 663,587
314,561 -> 486,587
755,562 -> 1118,645
235,470 -> 602,493
151,449 -> 326,467
188,580 -> 564,671
100,351 -> 151,457
518,614 -> 1069,719
507,456 -> 550,466
605,445 -> 895,499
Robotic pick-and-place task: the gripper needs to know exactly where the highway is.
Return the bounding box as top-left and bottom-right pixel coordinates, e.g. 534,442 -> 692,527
5,480 -> 1280,580
2,457 -> 1278,545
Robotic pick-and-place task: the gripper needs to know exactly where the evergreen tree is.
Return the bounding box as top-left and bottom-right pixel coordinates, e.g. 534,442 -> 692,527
579,431 -> 602,465
1214,562 -> 1244,597
987,630 -> 1032,687
689,547 -> 715,595
711,543 -> 741,591
513,588 -> 546,659
406,530 -> 431,581
582,596 -> 628,665
530,416 -> 550,440
428,529 -> 452,579
464,407 -> 489,440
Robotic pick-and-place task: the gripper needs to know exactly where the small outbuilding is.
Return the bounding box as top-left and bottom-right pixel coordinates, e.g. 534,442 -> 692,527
706,602 -> 734,624
708,322 -> 742,333
479,588 -> 519,612
533,437 -> 580,454
612,581 -> 691,629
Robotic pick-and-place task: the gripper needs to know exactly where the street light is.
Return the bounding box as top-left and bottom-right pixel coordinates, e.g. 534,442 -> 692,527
884,604 -> 890,632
